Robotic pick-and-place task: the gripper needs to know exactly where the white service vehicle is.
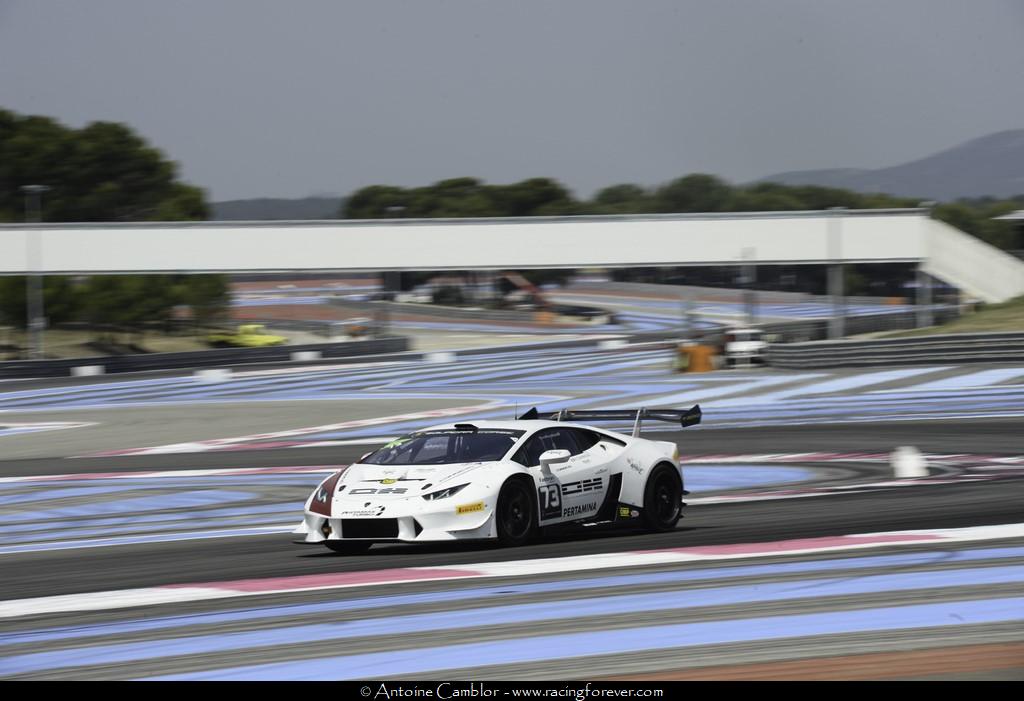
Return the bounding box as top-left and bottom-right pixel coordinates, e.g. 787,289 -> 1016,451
296,406 -> 701,552
723,328 -> 767,367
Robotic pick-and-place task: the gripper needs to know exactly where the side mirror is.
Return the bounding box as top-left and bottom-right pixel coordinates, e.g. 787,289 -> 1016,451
538,449 -> 571,475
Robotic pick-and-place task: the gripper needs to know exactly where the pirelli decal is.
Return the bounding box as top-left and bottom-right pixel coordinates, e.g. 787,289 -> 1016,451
456,501 -> 485,515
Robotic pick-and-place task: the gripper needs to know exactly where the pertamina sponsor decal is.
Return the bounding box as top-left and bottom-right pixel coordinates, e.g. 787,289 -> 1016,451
562,502 -> 597,518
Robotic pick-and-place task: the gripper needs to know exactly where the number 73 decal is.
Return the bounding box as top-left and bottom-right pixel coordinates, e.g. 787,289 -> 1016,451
538,484 -> 561,520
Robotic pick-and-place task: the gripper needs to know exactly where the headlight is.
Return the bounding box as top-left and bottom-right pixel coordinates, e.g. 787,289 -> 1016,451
422,483 -> 470,501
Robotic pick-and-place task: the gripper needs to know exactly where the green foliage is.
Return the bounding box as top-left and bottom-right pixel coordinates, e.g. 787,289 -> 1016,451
0,277 -> 81,327
342,177 -> 578,219
0,108 -> 224,334
175,274 -> 231,327
653,174 -> 732,213
0,109 -> 210,222
341,173 -> 1023,252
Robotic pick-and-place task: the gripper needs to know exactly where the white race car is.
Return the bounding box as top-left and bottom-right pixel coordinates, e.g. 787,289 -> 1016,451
295,406 -> 701,552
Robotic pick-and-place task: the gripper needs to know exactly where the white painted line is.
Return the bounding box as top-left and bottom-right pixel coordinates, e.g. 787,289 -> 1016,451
875,367 -> 1024,393
0,465 -> 337,485
709,367 -> 949,406
81,402 -> 502,457
1,522 -> 1021,619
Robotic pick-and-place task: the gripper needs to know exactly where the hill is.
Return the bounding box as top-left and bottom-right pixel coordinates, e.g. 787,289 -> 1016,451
759,130 -> 1024,201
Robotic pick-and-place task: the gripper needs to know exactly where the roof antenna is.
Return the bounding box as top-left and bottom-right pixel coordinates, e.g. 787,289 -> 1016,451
513,401 -> 518,420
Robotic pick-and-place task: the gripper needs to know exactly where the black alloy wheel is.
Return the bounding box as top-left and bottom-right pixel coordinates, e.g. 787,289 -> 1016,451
642,464 -> 683,532
496,478 -> 537,547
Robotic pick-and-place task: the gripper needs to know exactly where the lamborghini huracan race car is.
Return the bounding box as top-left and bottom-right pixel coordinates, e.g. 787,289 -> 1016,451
296,406 -> 701,552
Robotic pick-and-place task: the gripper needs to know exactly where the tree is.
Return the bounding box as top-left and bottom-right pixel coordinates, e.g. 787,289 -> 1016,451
503,178 -> 575,216
653,174 -> 733,213
0,109 -> 210,222
337,173 -> 1024,252
341,185 -> 411,219
0,277 -> 81,327
592,183 -> 651,213
175,274 -> 230,327
0,108 -> 224,340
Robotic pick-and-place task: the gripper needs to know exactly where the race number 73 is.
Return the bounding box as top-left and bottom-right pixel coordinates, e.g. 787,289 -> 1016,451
538,484 -> 561,519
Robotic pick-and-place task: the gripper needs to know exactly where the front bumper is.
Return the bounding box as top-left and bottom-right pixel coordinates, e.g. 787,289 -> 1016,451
298,497 -> 496,543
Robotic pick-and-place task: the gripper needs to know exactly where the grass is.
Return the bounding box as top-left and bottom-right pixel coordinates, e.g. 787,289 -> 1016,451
881,295 -> 1024,337
0,328 -> 214,360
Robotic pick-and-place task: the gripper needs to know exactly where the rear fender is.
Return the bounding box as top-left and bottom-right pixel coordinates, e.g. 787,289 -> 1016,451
617,441 -> 682,507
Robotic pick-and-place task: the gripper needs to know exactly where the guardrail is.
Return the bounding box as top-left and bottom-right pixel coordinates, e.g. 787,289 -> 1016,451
0,337 -> 410,380
758,307 -> 960,343
765,331 -> 1024,368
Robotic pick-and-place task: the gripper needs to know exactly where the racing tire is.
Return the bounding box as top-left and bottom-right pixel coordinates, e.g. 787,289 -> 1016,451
323,541 -> 373,555
496,477 -> 538,547
642,464 -> 683,532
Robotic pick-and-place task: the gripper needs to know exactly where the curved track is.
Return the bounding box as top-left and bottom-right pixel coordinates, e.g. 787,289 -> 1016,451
1,345 -> 1022,680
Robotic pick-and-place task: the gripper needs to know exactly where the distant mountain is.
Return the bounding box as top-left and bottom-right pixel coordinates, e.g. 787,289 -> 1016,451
210,196 -> 343,221
757,130 -> 1024,201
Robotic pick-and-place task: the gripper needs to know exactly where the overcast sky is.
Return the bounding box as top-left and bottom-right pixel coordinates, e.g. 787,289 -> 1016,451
2,0 -> 1023,202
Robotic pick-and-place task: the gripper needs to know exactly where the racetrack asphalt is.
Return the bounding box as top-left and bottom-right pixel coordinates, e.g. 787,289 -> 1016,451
1,350 -> 1021,680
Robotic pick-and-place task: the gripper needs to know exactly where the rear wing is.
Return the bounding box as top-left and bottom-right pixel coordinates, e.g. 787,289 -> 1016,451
518,405 -> 701,437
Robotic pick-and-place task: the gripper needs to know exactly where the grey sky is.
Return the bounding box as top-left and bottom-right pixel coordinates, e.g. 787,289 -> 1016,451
2,0 -> 1023,202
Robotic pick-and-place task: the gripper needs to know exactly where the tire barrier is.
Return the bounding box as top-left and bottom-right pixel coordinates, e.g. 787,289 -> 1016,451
0,336 -> 410,380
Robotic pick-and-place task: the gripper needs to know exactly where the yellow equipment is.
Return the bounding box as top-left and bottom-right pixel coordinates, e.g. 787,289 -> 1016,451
207,324 -> 288,348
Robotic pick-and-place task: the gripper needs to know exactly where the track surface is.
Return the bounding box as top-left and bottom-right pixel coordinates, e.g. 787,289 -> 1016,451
1,344 -> 1022,680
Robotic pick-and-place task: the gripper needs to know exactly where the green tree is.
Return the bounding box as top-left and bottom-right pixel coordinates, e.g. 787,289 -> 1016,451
0,277 -> 81,327
175,274 -> 231,327
0,108 -> 224,341
653,174 -> 732,212
489,177 -> 575,217
341,185 -> 411,219
0,110 -> 210,222
337,173 -> 1024,252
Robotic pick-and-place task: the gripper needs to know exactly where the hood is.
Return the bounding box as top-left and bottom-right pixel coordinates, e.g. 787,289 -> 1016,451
337,461 -> 496,498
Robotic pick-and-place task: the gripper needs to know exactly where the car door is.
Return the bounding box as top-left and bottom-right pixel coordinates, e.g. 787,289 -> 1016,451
513,427 -> 608,525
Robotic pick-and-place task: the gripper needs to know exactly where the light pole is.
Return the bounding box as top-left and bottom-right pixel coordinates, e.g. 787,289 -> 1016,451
384,204 -> 406,295
21,185 -> 50,360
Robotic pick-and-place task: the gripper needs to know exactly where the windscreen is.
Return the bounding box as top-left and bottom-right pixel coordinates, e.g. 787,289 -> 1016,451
361,429 -> 525,466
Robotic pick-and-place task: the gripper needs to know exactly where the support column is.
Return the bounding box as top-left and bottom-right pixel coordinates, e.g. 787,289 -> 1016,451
827,207 -> 846,340
741,247 -> 757,327
828,263 -> 845,339
916,266 -> 933,328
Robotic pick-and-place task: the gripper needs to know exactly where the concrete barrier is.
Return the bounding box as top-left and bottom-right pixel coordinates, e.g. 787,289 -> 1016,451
766,331 -> 1024,368
194,368 -> 231,383
425,351 -> 456,364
